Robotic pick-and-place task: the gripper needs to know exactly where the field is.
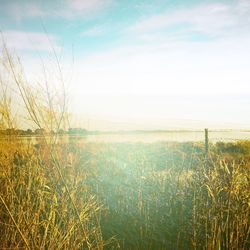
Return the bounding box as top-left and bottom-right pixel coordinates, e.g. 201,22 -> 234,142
0,137 -> 249,249
0,43 -> 249,249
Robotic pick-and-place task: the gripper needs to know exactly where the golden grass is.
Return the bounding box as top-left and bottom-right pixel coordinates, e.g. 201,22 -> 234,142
0,140 -> 106,249
0,42 -> 249,249
0,42 -> 107,249
74,142 -> 249,249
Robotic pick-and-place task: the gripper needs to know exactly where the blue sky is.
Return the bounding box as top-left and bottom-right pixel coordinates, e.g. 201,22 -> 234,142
1,0 -> 250,129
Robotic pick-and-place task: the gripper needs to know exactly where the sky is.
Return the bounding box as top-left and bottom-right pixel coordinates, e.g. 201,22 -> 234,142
0,0 -> 250,130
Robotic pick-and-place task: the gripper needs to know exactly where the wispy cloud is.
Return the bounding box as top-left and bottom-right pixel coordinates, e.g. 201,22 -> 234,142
71,29 -> 250,98
129,1 -> 250,40
1,30 -> 60,52
66,0 -> 111,12
4,2 -> 49,21
80,26 -> 106,37
4,0 -> 112,21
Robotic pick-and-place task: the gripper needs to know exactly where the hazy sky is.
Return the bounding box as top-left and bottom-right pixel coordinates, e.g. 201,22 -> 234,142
1,0 -> 250,129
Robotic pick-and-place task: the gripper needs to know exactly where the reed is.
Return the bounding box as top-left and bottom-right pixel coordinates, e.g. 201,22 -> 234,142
0,43 -> 249,249
0,43 -> 106,249
78,142 -> 249,249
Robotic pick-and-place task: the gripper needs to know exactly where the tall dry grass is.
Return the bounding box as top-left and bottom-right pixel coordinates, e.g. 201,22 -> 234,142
0,42 -> 249,249
192,156 -> 250,249
0,43 -> 107,249
75,142 -> 249,249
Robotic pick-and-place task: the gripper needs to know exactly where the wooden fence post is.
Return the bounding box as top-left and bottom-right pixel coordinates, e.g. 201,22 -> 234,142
205,128 -> 209,159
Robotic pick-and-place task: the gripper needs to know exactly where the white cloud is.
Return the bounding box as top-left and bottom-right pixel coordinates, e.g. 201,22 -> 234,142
1,30 -> 60,52
70,31 -> 250,98
129,1 -> 250,39
2,0 -> 249,128
4,2 -> 49,21
4,0 -> 112,21
66,0 -> 111,12
81,26 -> 106,37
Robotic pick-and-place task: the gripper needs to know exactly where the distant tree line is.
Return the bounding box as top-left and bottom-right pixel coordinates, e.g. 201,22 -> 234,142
0,128 -> 88,136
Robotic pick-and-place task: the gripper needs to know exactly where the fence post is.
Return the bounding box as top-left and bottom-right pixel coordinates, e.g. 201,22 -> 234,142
205,128 -> 209,160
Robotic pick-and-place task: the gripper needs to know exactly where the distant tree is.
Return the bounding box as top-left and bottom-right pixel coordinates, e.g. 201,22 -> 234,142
58,129 -> 65,134
68,128 -> 87,135
34,128 -> 46,135
15,130 -> 20,135
26,129 -> 33,135
5,128 -> 15,135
